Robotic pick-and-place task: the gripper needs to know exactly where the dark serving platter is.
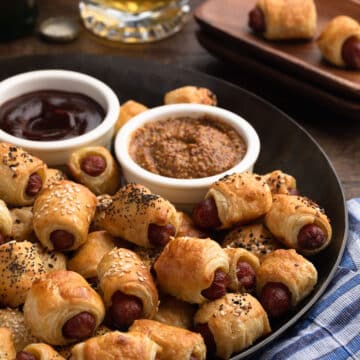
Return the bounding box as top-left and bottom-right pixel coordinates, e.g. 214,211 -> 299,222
0,54 -> 348,359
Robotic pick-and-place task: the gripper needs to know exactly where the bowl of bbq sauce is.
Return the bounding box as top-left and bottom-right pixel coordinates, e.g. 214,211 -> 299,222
0,70 -> 119,166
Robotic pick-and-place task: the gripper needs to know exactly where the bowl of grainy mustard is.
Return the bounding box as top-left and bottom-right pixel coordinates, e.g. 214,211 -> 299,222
115,103 -> 260,211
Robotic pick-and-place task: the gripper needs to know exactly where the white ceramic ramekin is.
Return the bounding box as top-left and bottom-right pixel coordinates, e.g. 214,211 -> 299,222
0,70 -> 120,166
115,104 -> 260,211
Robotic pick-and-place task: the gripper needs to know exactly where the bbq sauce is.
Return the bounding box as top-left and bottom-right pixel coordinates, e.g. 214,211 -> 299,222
0,90 -> 105,141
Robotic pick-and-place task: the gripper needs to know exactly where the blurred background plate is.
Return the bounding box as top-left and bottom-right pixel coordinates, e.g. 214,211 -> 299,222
0,54 -> 348,359
194,0 -> 360,121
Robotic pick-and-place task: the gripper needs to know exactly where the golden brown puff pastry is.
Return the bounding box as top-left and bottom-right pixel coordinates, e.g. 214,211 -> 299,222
0,308 -> 39,352
34,243 -> 67,272
0,142 -> 47,206
0,240 -> 46,307
70,331 -> 160,360
263,170 -> 297,195
194,293 -> 271,360
103,183 -> 180,248
68,231 -> 115,281
67,146 -> 121,196
264,194 -> 332,255
24,270 -> 105,346
224,248 -> 260,292
90,194 -> 113,231
9,206 -> 34,242
257,249 -> 317,307
164,86 -> 217,106
177,211 -> 208,238
206,173 -> 272,229
22,343 -> 65,360
154,237 -> 229,304
130,319 -> 206,360
43,168 -> 67,190
222,223 -> 281,260
33,180 -> 97,252
153,294 -> 196,330
0,327 -> 16,360
0,200 -> 12,243
317,16 -> 360,68
115,100 -> 148,133
97,248 -> 158,323
253,0 -> 317,40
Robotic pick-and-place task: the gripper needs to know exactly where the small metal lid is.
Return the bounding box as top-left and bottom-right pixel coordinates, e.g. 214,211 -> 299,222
39,17 -> 80,43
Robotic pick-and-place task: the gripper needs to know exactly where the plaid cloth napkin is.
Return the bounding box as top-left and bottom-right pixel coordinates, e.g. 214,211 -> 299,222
256,199 -> 360,360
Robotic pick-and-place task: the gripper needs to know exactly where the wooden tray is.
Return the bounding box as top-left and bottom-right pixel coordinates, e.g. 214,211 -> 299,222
195,0 -> 360,110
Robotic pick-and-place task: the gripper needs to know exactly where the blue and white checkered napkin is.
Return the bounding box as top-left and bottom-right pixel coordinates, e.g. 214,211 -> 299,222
257,199 -> 360,360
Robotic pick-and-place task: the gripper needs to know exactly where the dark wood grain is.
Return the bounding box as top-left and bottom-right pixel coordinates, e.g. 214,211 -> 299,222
195,0 -> 360,99
0,0 -> 359,200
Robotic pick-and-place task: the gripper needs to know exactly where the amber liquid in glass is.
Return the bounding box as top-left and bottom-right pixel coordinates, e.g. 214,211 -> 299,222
96,0 -> 173,13
79,0 -> 190,43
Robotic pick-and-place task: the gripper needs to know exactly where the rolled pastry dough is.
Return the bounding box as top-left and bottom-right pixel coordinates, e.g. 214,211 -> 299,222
222,223 -> 281,260
70,331 -> 160,360
33,180 -> 97,251
24,270 -> 105,345
103,183 -> 180,247
264,194 -> 332,255
256,0 -> 317,40
97,248 -> 158,319
130,319 -> 206,360
0,327 -> 16,360
256,249 -> 318,306
154,237 -> 229,304
194,293 -> 271,359
0,142 -> 47,206
317,16 -> 360,67
206,172 -> 272,229
23,343 -> 65,360
67,146 -> 121,195
68,230 -> 115,280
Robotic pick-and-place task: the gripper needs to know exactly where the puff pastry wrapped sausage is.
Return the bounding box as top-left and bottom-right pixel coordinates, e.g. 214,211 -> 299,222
67,146 -> 121,195
33,180 -> 97,251
0,308 -> 39,352
0,143 -> 47,206
18,343 -> 65,360
97,248 -> 158,329
164,86 -> 217,106
24,270 -> 105,345
0,241 -> 46,307
115,100 -> 148,133
317,16 -> 360,69
248,0 -> 317,40
193,173 -> 272,230
194,293 -> 271,359
222,223 -> 281,260
263,170 -> 298,195
0,200 -> 12,244
154,237 -> 229,304
224,248 -> 260,293
0,327 -> 16,360
70,330 -> 160,360
130,319 -> 206,360
265,194 -> 332,255
68,230 -> 115,284
103,184 -> 180,247
257,249 -> 317,317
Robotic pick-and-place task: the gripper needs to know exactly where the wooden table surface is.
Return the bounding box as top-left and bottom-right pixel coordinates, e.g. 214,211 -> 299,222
0,0 -> 358,200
